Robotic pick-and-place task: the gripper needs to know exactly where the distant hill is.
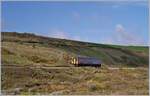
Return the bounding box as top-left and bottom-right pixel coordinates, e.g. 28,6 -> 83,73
1,32 -> 149,67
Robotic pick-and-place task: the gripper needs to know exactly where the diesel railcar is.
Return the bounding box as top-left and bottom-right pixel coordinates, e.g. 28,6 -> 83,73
70,56 -> 101,67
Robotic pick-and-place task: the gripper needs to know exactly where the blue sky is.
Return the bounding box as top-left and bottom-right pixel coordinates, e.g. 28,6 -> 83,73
2,1 -> 149,46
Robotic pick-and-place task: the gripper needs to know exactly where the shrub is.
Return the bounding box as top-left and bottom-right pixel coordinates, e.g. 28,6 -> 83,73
88,84 -> 97,91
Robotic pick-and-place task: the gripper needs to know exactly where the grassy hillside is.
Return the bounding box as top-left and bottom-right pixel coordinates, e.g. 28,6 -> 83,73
1,32 -> 149,95
1,32 -> 149,67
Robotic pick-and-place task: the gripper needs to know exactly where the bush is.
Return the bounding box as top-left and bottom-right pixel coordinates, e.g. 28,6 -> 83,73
88,84 -> 97,91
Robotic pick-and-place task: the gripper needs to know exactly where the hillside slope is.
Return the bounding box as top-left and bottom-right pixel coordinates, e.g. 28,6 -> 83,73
1,32 -> 149,67
1,32 -> 149,95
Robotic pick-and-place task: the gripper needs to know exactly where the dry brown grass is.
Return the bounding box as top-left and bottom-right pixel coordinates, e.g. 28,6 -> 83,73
1,65 -> 148,95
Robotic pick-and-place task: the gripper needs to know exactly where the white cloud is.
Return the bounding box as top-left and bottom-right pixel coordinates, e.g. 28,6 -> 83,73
48,29 -> 68,39
116,24 -> 125,33
100,24 -> 146,46
103,38 -> 114,44
115,24 -> 144,45
72,36 -> 81,41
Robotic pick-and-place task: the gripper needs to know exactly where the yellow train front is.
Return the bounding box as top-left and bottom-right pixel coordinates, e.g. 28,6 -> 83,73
70,56 -> 101,67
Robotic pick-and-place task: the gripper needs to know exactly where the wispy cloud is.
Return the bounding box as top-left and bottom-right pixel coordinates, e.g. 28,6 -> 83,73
48,29 -> 68,39
99,24 -> 146,46
72,36 -> 81,41
116,24 -> 124,33
47,29 -> 86,42
115,24 -> 144,45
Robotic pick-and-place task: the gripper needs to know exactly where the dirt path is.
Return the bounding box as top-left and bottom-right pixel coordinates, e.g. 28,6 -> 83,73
2,66 -> 70,69
2,65 -> 148,70
107,67 -> 148,70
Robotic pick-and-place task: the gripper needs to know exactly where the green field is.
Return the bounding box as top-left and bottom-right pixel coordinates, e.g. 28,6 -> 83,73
1,32 -> 149,95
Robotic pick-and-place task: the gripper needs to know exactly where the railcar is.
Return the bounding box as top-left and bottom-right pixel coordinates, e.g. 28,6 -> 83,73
70,56 -> 101,67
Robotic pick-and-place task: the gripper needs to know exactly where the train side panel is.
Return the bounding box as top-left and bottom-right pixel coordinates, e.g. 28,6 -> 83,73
77,57 -> 101,67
